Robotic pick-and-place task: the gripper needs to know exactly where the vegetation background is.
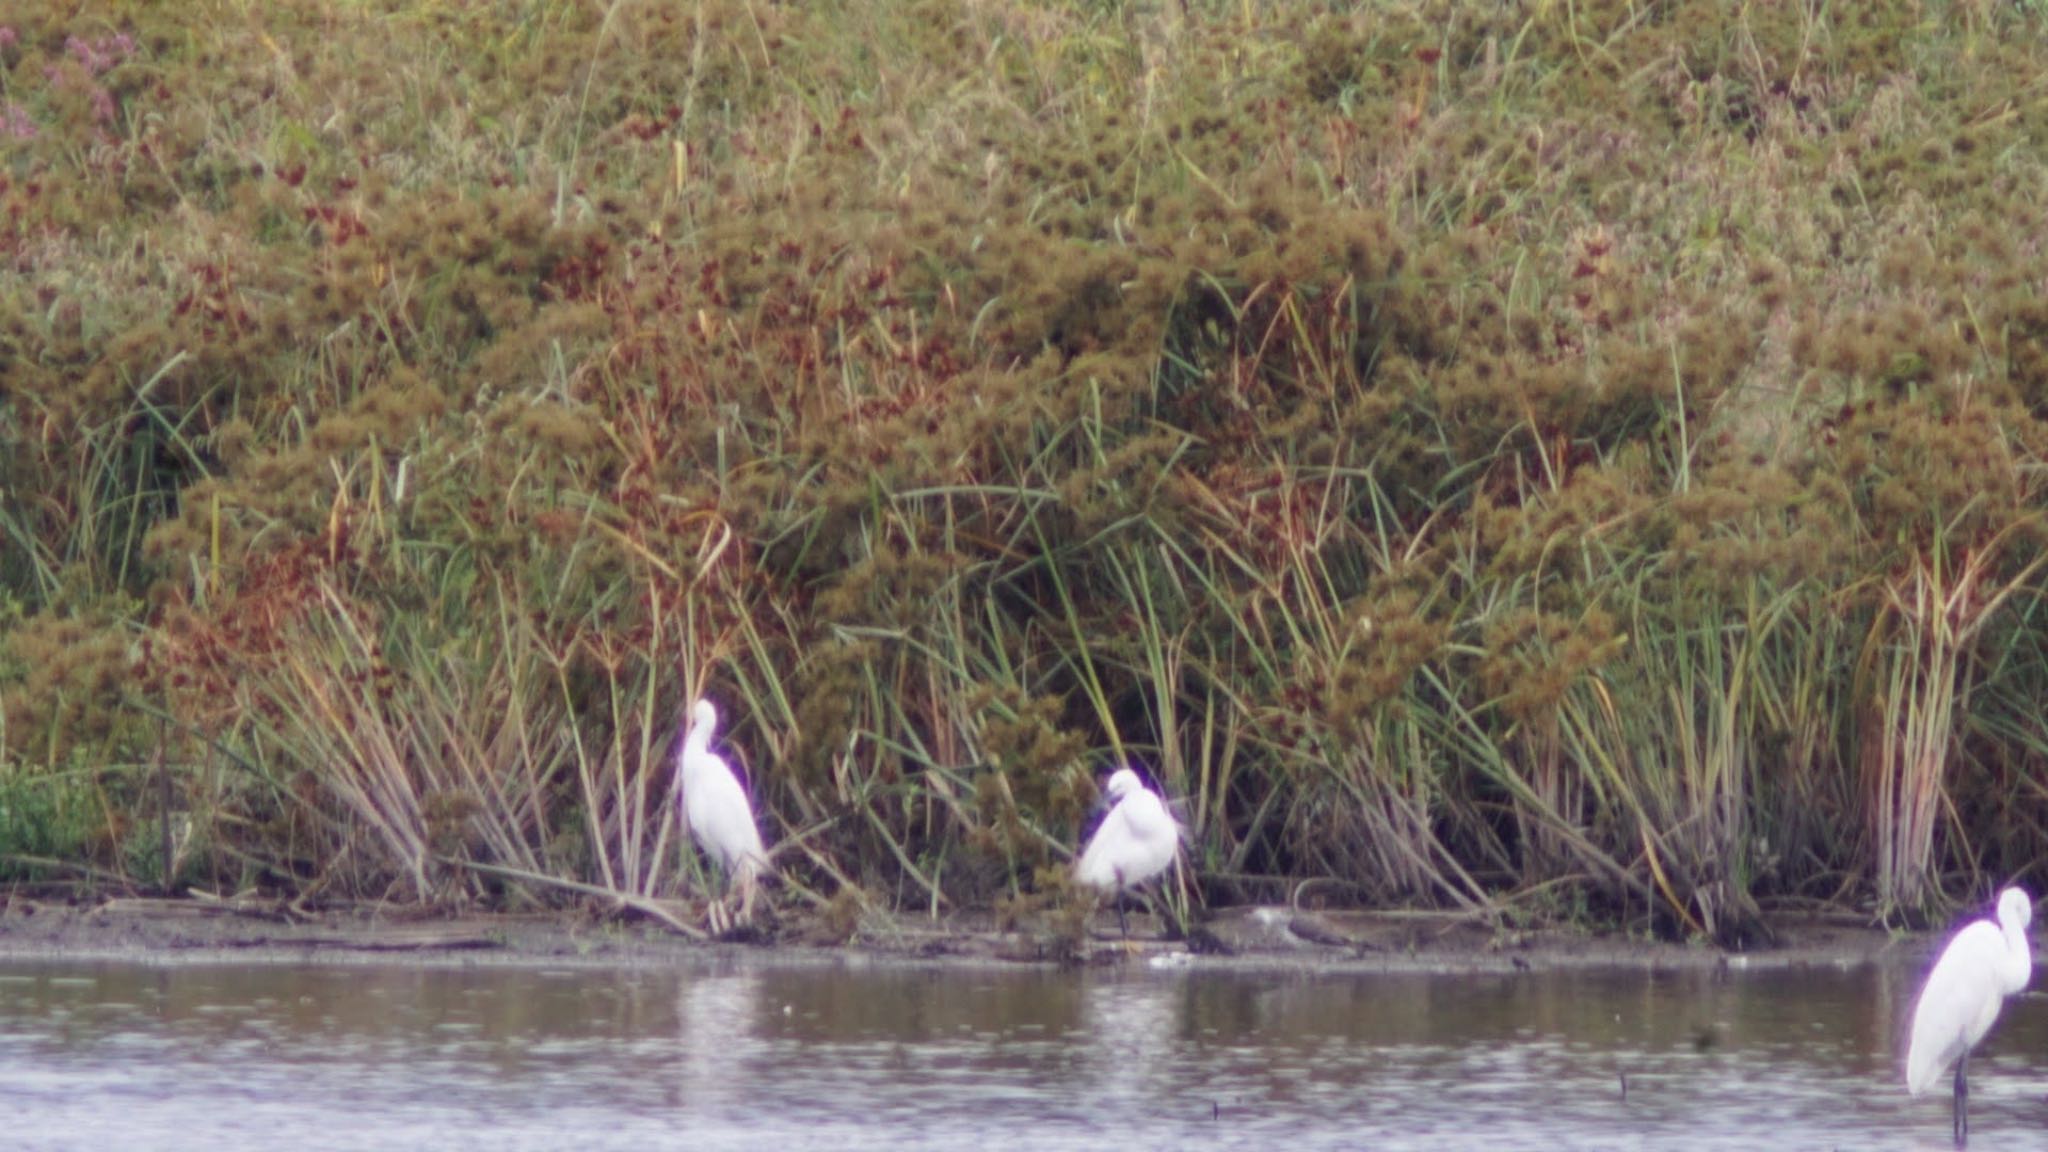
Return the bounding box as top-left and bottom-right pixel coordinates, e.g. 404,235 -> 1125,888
6,0 -> 2048,944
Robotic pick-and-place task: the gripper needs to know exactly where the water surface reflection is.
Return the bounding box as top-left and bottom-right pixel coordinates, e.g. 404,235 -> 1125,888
0,956 -> 2040,1150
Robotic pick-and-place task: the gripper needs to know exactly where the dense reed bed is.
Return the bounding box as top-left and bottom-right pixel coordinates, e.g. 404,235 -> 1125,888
7,0 -> 2048,939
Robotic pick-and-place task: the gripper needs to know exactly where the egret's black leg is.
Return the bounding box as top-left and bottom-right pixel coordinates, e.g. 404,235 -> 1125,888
1953,1050 -> 1969,1148
1135,888 -> 1176,941
1117,900 -> 1129,940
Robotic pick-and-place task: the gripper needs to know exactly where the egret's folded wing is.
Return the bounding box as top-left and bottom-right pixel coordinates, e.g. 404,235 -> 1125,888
1905,922 -> 1999,1094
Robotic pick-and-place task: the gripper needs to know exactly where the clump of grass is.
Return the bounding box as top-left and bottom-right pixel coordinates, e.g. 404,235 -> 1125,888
9,0 -> 2048,936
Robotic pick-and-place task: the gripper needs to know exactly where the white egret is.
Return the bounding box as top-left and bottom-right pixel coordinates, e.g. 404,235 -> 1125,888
1905,886 -> 2034,1147
675,697 -> 768,934
1074,766 -> 1183,938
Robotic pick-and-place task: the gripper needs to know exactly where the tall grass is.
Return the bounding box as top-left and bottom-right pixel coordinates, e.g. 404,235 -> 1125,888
5,0 -> 2048,935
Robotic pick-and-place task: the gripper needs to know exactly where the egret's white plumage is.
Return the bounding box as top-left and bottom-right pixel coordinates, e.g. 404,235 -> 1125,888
676,697 -> 767,932
1075,767 -> 1182,937
1905,886 -> 2033,1146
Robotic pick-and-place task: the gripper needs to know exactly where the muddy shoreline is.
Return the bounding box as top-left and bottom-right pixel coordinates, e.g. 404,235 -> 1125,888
0,895 -> 1938,975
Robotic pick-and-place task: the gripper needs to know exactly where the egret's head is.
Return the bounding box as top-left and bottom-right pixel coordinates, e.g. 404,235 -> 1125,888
1999,886 -> 2033,930
1103,767 -> 1143,801
690,697 -> 718,736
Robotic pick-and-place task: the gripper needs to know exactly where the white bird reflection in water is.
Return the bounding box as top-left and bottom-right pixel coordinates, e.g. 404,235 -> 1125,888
676,966 -> 767,1119
1082,974 -> 1182,1107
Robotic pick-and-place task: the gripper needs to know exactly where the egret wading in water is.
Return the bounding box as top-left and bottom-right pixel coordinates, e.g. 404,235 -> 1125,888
1905,886 -> 2034,1148
675,697 -> 768,935
1074,766 -> 1183,939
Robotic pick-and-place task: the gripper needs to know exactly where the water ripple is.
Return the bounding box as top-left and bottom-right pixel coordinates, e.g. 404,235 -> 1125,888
0,959 -> 2033,1150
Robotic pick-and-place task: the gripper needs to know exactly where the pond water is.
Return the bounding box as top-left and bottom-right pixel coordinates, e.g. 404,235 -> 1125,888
0,952 -> 2041,1150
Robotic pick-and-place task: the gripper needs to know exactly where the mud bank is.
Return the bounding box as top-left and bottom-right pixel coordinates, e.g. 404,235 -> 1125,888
0,894 -> 1936,975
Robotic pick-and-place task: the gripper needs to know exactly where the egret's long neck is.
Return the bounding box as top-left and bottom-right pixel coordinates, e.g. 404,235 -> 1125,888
679,722 -> 711,776
2002,916 -> 2034,992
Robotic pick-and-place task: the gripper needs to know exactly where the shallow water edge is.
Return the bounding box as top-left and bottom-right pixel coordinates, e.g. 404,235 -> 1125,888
0,946 -> 2027,1152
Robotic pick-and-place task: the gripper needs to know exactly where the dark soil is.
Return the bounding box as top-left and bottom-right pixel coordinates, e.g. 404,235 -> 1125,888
0,893 -> 1933,974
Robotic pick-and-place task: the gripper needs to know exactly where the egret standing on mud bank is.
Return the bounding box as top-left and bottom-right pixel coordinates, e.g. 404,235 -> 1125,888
676,697 -> 768,934
1905,886 -> 2033,1147
1075,766 -> 1183,938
